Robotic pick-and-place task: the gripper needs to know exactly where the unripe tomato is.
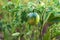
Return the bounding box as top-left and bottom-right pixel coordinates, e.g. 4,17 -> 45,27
27,12 -> 40,25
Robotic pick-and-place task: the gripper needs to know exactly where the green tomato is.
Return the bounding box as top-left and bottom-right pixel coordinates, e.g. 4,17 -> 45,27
27,12 -> 40,25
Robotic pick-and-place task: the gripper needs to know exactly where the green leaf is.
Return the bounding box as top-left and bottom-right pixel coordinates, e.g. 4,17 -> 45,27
48,11 -> 60,23
48,17 -> 60,23
12,32 -> 20,37
54,12 -> 60,17
11,0 -> 20,5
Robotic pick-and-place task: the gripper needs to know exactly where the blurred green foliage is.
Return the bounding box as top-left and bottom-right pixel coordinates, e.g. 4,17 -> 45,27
0,0 -> 60,40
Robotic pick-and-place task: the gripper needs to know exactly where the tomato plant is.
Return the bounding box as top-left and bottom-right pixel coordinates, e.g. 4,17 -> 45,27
0,0 -> 60,40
